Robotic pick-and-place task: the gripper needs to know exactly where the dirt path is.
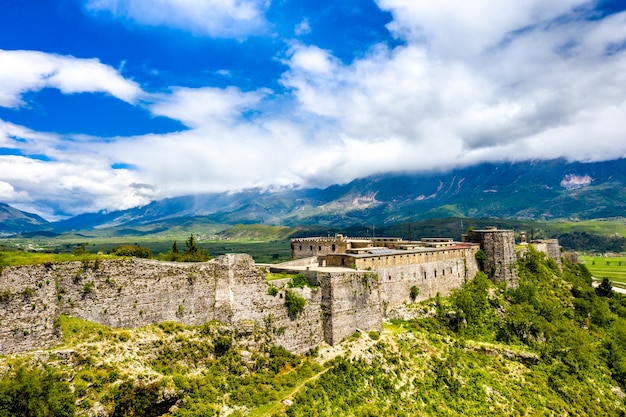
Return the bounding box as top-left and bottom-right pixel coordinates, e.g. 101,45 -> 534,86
263,367 -> 330,415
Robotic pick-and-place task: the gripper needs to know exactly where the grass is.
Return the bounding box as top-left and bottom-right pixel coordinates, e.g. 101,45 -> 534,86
0,251 -> 110,267
579,255 -> 626,283
2,237 -> 292,264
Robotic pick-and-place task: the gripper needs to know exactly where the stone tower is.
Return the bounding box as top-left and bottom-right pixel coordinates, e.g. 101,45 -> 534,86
466,228 -> 518,287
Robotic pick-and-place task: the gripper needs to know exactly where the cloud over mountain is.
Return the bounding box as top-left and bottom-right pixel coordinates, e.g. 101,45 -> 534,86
0,1 -> 625,219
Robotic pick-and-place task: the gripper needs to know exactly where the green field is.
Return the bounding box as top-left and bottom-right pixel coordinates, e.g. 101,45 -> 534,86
579,255 -> 626,284
1,236 -> 293,265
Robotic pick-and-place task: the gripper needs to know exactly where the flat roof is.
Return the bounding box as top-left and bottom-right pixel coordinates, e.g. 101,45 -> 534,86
327,243 -> 478,259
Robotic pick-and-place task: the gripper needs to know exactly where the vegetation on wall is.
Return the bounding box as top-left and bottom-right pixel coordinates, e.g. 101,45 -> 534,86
284,290 -> 306,319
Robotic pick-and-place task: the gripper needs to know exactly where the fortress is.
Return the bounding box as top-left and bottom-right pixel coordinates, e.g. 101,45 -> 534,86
0,228 -> 561,355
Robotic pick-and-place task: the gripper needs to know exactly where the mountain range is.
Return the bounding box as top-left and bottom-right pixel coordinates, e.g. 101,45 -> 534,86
1,158 -> 625,235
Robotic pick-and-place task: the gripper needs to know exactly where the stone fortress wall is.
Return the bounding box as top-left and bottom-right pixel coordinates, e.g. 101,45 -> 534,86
1,229 -> 561,355
1,255 -> 325,355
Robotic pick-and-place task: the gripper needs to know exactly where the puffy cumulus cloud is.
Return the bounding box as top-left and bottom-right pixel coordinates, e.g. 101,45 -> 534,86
84,0 -> 269,38
377,0 -> 590,59
0,120 -> 157,220
279,0 -> 626,176
0,50 -> 143,108
0,153 -> 157,220
150,86 -> 269,128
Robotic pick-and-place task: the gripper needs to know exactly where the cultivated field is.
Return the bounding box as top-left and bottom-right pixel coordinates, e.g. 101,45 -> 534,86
579,255 -> 626,285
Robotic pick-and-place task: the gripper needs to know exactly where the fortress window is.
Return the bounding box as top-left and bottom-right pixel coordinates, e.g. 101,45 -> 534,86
319,246 -> 322,251
332,244 -> 336,252
310,245 -> 313,251
442,269 -> 445,276
299,245 -> 302,251
388,275 -> 392,280
435,270 -> 437,277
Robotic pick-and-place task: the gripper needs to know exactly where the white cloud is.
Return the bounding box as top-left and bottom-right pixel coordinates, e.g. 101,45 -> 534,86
278,1 -> 626,176
0,50 -> 143,108
84,0 -> 269,38
150,86 -> 268,128
295,19 -> 311,36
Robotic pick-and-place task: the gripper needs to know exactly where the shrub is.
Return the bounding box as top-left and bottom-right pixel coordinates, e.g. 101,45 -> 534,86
368,330 -> 380,340
268,285 -> 279,296
288,274 -> 310,288
475,249 -> 487,271
110,245 -> 152,259
410,285 -> 419,301
0,364 -> 75,417
82,281 -> 95,295
22,287 -> 35,298
0,290 -> 13,303
285,290 -> 306,318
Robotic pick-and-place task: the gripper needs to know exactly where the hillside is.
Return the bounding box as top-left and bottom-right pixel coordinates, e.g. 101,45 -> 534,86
0,202 -> 49,234
48,158 -> 626,232
2,252 -> 626,416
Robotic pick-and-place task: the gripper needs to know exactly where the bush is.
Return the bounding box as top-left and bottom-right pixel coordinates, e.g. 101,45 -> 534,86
288,274 -> 310,288
410,285 -> 419,301
475,249 -> 487,271
110,245 -> 152,259
267,285 -> 279,296
368,330 -> 380,340
0,364 -> 75,417
285,290 -> 306,318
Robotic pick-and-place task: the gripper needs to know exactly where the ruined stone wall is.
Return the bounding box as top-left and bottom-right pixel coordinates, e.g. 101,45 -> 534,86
467,230 -> 518,287
318,271 -> 383,345
0,255 -> 325,355
0,263 -> 60,355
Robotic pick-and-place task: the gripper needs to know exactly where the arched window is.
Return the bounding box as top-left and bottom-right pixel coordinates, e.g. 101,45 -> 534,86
332,244 -> 336,252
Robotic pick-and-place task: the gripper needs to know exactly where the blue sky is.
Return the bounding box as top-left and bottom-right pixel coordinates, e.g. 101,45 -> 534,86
1,0 -> 626,220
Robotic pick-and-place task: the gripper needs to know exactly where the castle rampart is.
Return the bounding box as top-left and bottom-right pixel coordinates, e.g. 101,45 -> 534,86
0,255 -> 324,355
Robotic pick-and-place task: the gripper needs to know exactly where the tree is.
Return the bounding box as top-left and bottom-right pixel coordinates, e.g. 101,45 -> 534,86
172,241 -> 178,254
596,278 -> 614,298
185,234 -> 198,254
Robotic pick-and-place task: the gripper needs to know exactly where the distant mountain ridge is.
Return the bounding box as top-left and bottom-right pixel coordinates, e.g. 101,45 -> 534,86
1,158 -> 626,234
0,202 -> 49,235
